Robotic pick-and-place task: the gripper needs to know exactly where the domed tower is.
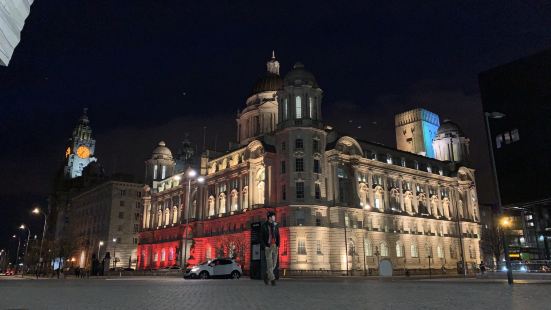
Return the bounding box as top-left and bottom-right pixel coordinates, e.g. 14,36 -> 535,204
275,62 -> 327,205
432,119 -> 470,163
145,141 -> 176,186
174,134 -> 195,173
237,51 -> 283,145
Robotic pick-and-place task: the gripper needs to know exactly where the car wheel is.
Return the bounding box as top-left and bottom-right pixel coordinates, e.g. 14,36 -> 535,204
231,271 -> 240,279
199,271 -> 209,279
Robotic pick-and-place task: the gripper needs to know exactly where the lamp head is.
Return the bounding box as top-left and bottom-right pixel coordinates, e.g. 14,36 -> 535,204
32,208 -> 40,214
197,176 -> 205,183
99,241 -> 104,246
187,169 -> 197,178
19,224 -> 25,230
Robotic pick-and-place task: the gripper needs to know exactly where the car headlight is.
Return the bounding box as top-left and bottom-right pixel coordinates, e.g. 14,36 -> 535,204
190,267 -> 199,272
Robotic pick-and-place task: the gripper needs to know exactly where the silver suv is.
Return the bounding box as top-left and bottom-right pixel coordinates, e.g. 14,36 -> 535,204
185,258 -> 242,279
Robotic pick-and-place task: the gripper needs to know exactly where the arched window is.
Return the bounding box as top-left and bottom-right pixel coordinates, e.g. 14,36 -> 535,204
374,186 -> 384,210
468,244 -> 475,259
161,249 -> 166,262
411,243 -> 419,258
404,192 -> 413,213
283,98 -> 288,120
442,198 -> 450,218
437,245 -> 444,259
309,97 -> 314,119
364,238 -> 372,256
380,242 -> 389,257
157,210 -> 162,227
418,193 -> 429,215
431,196 -> 439,216
172,206 -> 178,224
295,96 -> 302,119
218,193 -> 226,214
359,183 -> 368,208
230,190 -> 238,211
164,208 -> 170,226
396,242 -> 404,257
256,168 -> 265,205
348,239 -> 356,256
208,196 -> 215,216
390,189 -> 400,211
242,186 -> 249,210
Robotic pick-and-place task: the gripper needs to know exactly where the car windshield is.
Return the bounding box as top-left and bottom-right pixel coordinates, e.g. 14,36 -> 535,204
199,261 -> 210,265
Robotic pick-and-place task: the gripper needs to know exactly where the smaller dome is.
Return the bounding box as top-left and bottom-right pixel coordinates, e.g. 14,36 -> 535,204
437,119 -> 463,136
152,141 -> 173,159
251,73 -> 283,95
284,62 -> 319,88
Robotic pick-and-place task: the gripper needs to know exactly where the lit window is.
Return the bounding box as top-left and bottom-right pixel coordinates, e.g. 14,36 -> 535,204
153,165 -> 158,179
283,98 -> 288,120
437,246 -> 444,258
161,165 -> 166,179
511,129 -> 520,142
316,240 -> 322,255
295,96 -> 302,119
386,155 -> 392,164
309,97 -> 314,118
427,166 -> 432,173
411,243 -> 419,258
396,243 -> 404,257
496,134 -> 503,149
380,243 -> 389,257
298,239 -> 307,255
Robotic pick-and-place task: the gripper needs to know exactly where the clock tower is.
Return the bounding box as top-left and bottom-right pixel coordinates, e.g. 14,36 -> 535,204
64,108 -> 97,178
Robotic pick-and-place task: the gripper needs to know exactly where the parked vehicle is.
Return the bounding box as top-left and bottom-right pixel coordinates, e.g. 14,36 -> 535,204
184,258 -> 242,279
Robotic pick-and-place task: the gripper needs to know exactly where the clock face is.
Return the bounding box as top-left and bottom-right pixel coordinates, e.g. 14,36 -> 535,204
65,147 -> 71,159
76,145 -> 91,159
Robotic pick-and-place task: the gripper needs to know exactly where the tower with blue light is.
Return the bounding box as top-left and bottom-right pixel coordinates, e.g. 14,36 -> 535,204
395,108 -> 440,158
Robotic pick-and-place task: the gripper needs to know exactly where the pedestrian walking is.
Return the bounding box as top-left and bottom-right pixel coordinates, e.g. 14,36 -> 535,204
261,211 -> 280,286
479,261 -> 486,276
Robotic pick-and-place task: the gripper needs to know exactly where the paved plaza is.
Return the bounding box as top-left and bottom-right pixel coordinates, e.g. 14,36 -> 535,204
1,276 -> 550,310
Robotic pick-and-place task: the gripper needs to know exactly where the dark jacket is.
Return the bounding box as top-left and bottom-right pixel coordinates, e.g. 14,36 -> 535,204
261,221 -> 280,248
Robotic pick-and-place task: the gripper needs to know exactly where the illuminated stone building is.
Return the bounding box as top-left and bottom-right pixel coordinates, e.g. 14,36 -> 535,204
137,54 -> 482,275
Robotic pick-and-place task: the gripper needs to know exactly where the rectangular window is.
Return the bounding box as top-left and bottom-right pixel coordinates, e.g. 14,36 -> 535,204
120,190 -> 126,196
120,201 -> 125,207
316,240 -> 322,255
283,98 -> 288,120
161,165 -> 167,179
295,96 -> 302,119
313,159 -> 321,173
133,224 -> 139,233
153,165 -> 158,179
282,184 -> 286,200
316,212 -> 322,226
133,238 -> 138,244
295,158 -> 304,172
296,182 -> 304,199
511,129 -> 520,142
313,139 -> 319,152
295,138 -> 303,150
118,225 -> 123,232
118,211 -> 124,219
309,97 -> 315,119
496,134 -> 503,149
298,239 -> 307,255
281,161 -> 286,174
315,183 -> 321,200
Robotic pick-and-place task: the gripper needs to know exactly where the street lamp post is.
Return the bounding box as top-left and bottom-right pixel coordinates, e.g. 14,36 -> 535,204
428,254 -> 432,279
98,241 -> 104,261
484,111 -> 513,285
32,207 -> 48,270
12,235 -> 21,269
112,238 -> 117,269
19,224 -> 31,274
182,170 -> 204,270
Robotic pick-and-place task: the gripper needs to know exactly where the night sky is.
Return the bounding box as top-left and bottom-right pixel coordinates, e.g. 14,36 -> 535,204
1,1 -> 550,250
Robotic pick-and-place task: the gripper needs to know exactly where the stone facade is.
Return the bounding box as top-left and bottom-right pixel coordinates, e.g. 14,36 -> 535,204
138,55 -> 481,275
69,181 -> 144,269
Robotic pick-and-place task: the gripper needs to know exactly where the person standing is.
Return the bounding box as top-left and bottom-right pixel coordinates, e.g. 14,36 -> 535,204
261,211 -> 280,286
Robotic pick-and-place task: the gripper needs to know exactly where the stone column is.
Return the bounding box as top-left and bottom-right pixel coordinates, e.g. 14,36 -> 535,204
367,170 -> 374,209
383,174 -> 390,212
399,178 -> 405,212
